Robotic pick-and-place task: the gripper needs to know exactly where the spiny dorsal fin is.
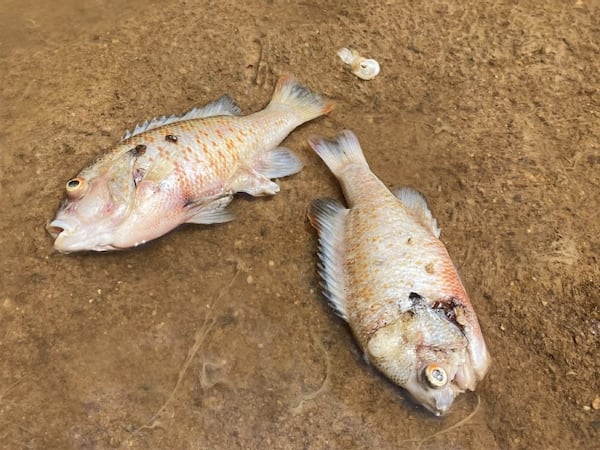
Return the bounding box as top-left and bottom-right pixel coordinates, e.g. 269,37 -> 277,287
121,95 -> 242,141
392,187 -> 441,238
307,198 -> 349,321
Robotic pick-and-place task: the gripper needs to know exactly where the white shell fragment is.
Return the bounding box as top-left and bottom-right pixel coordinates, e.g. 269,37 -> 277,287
337,47 -> 380,80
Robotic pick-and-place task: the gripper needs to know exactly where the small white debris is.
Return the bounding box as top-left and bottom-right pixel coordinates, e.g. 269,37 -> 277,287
337,47 -> 380,80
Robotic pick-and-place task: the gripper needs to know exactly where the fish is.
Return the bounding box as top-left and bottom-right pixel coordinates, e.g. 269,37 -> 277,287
307,130 -> 490,416
46,75 -> 332,253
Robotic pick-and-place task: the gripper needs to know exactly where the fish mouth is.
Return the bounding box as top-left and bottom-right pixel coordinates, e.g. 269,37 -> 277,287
46,219 -> 71,239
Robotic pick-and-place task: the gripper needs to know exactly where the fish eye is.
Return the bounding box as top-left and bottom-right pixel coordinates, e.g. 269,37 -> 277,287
65,177 -> 88,199
423,364 -> 448,388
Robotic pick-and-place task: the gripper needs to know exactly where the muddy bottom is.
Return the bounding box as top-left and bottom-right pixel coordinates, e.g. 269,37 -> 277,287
1,0 -> 598,449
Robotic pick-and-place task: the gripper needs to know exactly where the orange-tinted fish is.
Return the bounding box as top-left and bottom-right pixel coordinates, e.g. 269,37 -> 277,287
307,130 -> 489,415
47,75 -> 332,252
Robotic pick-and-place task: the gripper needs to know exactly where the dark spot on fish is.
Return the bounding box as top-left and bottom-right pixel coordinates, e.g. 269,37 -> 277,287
67,179 -> 80,189
165,134 -> 178,143
425,263 -> 435,274
409,292 -> 424,303
129,144 -> 147,156
407,237 -> 412,244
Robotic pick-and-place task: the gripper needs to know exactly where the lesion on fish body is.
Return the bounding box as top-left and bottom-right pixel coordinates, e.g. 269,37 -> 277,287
432,297 -> 468,330
352,295 -> 408,344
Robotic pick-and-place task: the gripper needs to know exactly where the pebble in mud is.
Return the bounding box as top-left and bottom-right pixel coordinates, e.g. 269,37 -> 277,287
592,397 -> 600,410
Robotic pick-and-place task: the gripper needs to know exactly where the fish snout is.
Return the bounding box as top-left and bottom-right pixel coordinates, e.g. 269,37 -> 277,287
46,219 -> 82,253
46,219 -> 72,239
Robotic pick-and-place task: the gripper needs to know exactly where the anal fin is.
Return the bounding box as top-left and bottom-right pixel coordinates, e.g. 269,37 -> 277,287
392,187 -> 441,238
307,198 -> 349,321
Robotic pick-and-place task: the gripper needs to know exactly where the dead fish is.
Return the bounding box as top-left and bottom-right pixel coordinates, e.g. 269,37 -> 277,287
47,75 -> 333,253
307,130 -> 490,416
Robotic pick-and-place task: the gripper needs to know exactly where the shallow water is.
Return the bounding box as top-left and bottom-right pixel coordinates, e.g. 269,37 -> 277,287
1,1 -> 598,449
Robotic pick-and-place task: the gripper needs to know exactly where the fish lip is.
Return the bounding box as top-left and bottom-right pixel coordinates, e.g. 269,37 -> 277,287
420,396 -> 453,417
431,404 -> 450,417
46,219 -> 72,239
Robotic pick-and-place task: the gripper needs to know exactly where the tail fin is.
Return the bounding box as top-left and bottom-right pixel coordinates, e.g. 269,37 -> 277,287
307,130 -> 368,175
269,75 -> 333,122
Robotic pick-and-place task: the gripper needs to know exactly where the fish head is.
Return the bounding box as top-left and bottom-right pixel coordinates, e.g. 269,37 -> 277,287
46,158 -> 136,252
366,293 -> 476,416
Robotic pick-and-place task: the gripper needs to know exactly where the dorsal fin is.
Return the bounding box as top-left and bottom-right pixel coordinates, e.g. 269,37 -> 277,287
307,198 -> 349,321
392,187 -> 441,238
121,95 -> 242,141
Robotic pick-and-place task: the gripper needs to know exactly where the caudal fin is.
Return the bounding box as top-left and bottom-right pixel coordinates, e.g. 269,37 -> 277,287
269,75 -> 333,123
307,130 -> 368,175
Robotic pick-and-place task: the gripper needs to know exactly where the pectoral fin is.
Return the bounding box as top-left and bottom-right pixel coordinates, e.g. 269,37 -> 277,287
184,195 -> 234,224
254,146 -> 303,179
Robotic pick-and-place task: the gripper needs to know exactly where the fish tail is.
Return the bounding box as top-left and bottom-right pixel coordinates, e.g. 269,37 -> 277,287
269,74 -> 333,122
307,130 -> 368,175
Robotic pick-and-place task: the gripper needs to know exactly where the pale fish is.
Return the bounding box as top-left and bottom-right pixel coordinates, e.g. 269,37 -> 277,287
307,130 -> 490,415
47,75 -> 332,252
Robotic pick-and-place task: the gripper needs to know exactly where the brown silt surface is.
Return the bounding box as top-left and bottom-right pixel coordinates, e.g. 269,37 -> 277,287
0,1 -> 598,449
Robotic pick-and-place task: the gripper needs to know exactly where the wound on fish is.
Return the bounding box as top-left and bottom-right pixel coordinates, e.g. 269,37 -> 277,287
433,297 -> 465,328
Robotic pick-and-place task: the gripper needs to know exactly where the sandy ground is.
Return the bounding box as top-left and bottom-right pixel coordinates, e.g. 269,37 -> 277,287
1,0 -> 599,449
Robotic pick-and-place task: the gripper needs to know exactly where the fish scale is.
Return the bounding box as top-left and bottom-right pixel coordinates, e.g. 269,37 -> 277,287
123,112 -> 300,200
